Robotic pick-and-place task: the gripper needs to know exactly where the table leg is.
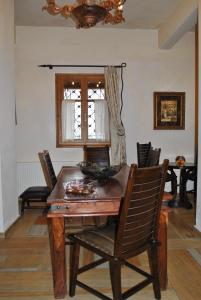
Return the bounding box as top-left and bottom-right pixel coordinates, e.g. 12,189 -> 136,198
48,217 -> 67,299
157,210 -> 168,290
179,168 -> 193,209
168,167 -> 193,209
167,168 -> 179,208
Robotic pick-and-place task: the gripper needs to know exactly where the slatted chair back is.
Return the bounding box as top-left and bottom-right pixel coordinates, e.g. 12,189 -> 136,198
38,150 -> 57,191
146,147 -> 161,167
84,146 -> 110,167
137,142 -> 152,167
114,160 -> 168,259
83,146 -> 111,226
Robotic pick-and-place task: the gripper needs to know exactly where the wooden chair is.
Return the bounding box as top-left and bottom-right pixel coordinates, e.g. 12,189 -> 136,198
38,150 -> 57,190
38,150 -> 101,243
83,146 -> 110,226
84,146 -> 110,166
68,160 -> 169,300
147,148 -> 161,167
19,151 -> 51,215
19,185 -> 50,215
137,143 -> 176,201
137,142 -> 152,167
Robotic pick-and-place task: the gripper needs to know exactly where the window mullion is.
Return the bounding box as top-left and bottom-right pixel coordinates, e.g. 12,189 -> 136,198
81,78 -> 88,143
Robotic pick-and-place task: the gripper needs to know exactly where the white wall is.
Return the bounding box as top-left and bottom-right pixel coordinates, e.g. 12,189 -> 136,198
15,27 -> 195,161
15,27 -> 195,192
196,0 -> 201,231
0,0 -> 17,232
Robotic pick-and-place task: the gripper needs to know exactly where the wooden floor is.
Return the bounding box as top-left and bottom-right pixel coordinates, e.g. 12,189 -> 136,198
0,204 -> 201,300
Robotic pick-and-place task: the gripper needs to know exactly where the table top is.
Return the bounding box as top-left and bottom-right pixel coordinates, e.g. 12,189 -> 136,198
168,162 -> 196,168
47,164 -> 169,218
47,165 -> 130,204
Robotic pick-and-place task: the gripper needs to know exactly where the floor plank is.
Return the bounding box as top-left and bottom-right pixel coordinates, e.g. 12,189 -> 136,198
0,207 -> 200,299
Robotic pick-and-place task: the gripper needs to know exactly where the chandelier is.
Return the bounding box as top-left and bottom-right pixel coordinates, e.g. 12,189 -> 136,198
42,0 -> 126,28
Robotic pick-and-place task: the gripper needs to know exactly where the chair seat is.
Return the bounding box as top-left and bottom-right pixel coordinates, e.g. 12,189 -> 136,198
65,216 -> 101,245
19,186 -> 50,215
20,186 -> 50,200
71,223 -> 116,256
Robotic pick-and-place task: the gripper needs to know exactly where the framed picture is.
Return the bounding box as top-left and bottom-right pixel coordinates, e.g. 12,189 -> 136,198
153,92 -> 185,130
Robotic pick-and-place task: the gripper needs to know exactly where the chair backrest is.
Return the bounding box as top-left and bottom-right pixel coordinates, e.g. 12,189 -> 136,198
137,142 -> 152,168
38,150 -> 57,190
83,146 -> 110,167
146,148 -> 161,167
114,159 -> 168,259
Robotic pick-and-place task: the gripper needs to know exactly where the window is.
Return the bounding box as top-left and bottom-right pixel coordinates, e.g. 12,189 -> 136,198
56,74 -> 110,147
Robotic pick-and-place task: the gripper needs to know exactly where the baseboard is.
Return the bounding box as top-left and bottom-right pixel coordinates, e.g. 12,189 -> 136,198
0,215 -> 21,239
0,232 -> 5,238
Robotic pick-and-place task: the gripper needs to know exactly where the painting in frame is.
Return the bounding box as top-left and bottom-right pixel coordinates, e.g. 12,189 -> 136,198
153,92 -> 185,130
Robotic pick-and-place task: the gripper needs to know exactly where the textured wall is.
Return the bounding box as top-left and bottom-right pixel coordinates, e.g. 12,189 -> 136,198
15,26 -> 195,217
0,0 -> 17,232
15,27 -> 195,164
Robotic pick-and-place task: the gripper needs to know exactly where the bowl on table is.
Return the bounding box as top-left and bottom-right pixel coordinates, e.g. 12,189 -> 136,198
78,162 -> 122,180
64,179 -> 95,195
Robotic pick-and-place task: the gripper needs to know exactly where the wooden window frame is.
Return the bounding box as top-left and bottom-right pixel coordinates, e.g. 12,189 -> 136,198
56,73 -> 111,148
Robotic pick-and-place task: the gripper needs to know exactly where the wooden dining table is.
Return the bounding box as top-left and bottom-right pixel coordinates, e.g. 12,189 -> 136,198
168,162 -> 196,209
47,165 -> 168,299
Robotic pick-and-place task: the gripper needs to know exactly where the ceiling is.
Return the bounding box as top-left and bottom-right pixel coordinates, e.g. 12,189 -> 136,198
14,0 -> 184,30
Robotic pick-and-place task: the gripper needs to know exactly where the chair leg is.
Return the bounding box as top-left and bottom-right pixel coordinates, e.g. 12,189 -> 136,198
93,216 -> 107,227
69,242 -> 80,297
148,245 -> 161,300
171,177 -> 177,199
109,259 -> 122,300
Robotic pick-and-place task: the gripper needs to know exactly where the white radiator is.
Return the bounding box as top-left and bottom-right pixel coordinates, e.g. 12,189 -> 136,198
17,161 -> 76,195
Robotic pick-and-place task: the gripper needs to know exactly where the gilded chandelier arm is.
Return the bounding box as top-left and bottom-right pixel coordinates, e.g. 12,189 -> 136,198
42,0 -> 75,18
100,0 -> 126,10
105,10 -> 124,24
101,0 -> 125,24
42,0 -> 62,15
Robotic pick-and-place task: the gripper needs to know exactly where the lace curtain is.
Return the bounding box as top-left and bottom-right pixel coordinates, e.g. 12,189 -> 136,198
94,100 -> 110,140
104,66 -> 127,165
62,100 -> 75,140
61,99 -> 109,141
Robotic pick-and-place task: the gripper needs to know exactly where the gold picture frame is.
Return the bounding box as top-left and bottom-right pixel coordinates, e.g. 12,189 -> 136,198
154,92 -> 185,130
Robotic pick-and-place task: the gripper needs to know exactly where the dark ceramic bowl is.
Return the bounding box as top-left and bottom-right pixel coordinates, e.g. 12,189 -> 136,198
79,162 -> 121,180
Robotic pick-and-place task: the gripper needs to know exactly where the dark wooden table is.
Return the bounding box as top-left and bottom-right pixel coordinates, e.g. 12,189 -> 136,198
168,162 -> 196,209
47,165 -> 168,299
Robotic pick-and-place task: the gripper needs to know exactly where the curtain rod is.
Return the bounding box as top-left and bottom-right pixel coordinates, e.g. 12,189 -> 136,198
38,63 -> 126,70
